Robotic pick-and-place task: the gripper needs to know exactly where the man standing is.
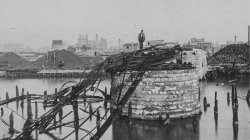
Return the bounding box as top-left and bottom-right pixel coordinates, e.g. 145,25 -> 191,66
138,30 -> 145,49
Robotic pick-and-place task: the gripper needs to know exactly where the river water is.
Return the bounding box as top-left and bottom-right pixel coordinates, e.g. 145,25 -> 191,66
0,76 -> 249,140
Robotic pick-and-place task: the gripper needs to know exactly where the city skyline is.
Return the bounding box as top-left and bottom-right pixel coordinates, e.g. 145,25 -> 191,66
0,0 -> 249,48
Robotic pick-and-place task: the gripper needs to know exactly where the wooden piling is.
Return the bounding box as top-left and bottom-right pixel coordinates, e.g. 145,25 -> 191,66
247,89 -> 250,102
89,102 -> 93,120
73,100 -> 79,130
227,92 -> 230,105
1,108 -> 4,117
20,88 -> 24,110
96,108 -> 100,131
104,87 -> 107,99
44,90 -> 48,103
9,111 -> 14,134
203,97 -> 207,111
6,92 -> 9,100
231,84 -> 235,106
83,91 -> 86,107
215,91 -> 217,100
234,85 -> 238,108
16,85 -> 19,97
53,117 -> 57,127
59,108 -> 63,123
233,107 -> 238,125
27,92 -> 32,119
21,88 -> 24,97
35,101 -> 38,119
53,88 -> 58,105
6,92 -> 9,106
214,99 -> 218,114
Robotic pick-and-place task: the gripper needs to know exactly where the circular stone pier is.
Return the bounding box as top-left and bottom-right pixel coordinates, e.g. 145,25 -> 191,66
112,68 -> 201,120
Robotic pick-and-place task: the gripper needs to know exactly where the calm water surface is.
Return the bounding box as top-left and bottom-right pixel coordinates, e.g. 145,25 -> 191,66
0,76 -> 249,140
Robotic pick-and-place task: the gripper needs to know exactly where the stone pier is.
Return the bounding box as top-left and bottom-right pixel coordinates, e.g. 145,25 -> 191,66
112,68 -> 201,120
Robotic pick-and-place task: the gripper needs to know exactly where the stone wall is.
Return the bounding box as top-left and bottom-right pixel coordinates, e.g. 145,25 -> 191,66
181,49 -> 207,79
112,68 -> 201,120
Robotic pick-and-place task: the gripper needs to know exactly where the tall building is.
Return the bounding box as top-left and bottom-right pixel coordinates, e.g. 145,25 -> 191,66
52,40 -> 66,50
76,35 -> 88,48
74,34 -> 108,53
183,37 -> 213,56
190,37 -> 205,43
100,38 -> 107,49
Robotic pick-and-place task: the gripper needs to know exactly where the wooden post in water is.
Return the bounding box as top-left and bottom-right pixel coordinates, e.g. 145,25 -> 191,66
35,101 -> 38,119
53,116 -> 57,127
104,87 -> 107,99
16,85 -> 19,97
203,97 -> 207,111
227,92 -> 230,106
214,99 -> 218,115
43,90 -> 47,110
53,88 -> 58,105
247,89 -> 250,103
1,108 -> 4,117
104,87 -> 108,109
234,85 -> 238,108
6,92 -> 9,101
232,100 -> 239,140
9,111 -> 14,134
21,88 -> 24,96
89,102 -> 93,120
27,92 -> 32,119
231,84 -> 235,107
20,89 -> 24,114
73,100 -> 79,127
59,108 -> 63,133
214,92 -> 218,134
233,107 -> 238,124
83,90 -> 86,107
96,108 -> 100,131
44,91 -> 48,103
215,91 -> 217,100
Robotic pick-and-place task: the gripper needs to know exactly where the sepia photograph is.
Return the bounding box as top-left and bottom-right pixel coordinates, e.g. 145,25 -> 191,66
0,0 -> 250,139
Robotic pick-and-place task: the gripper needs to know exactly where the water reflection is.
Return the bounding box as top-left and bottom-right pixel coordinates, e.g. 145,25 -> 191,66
113,118 -> 199,140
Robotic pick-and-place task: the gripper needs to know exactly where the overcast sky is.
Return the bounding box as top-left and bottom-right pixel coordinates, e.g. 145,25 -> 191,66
0,0 -> 249,48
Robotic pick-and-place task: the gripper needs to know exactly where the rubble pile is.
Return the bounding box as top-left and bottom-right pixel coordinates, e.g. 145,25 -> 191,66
0,52 -> 28,68
208,44 -> 249,65
33,49 -> 86,69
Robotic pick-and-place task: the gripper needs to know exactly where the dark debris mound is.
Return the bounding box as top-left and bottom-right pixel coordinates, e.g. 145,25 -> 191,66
33,49 -> 84,69
0,52 -> 28,67
208,44 -> 250,65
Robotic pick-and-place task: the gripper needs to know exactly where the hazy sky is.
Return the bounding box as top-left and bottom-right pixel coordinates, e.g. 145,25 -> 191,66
0,0 -> 249,48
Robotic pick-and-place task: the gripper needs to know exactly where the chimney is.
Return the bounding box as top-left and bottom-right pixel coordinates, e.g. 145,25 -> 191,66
96,34 -> 98,41
248,25 -> 250,45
